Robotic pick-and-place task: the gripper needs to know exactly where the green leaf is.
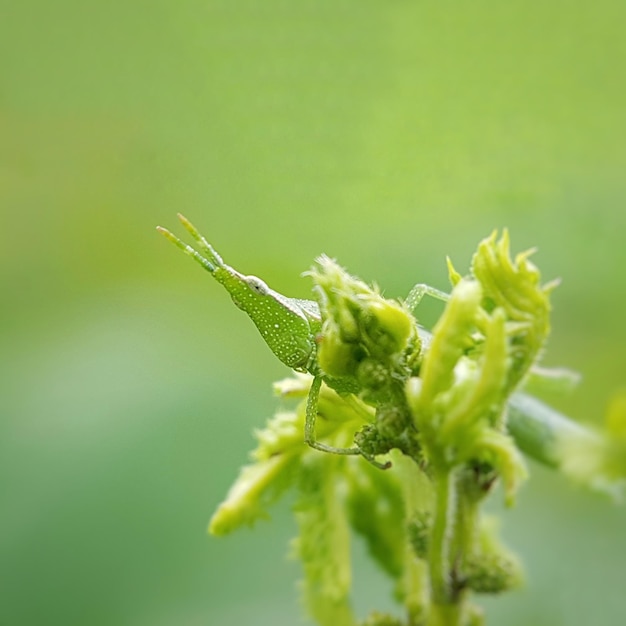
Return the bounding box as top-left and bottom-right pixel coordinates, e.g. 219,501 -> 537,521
208,410 -> 304,536
293,454 -> 357,626
345,459 -> 406,580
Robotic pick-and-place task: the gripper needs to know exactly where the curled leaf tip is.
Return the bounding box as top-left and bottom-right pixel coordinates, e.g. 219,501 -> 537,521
499,228 -> 511,252
446,256 -> 463,286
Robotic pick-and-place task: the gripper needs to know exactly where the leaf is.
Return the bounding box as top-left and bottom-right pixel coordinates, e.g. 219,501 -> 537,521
209,410 -> 304,536
293,454 -> 357,626
345,459 -> 406,580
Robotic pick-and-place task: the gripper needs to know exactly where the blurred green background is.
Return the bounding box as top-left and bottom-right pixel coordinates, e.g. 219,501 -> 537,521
1,1 -> 625,624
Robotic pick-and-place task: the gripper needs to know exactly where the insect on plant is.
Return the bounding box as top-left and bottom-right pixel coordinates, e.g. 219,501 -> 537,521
158,214 -> 448,468
158,214 -> 626,626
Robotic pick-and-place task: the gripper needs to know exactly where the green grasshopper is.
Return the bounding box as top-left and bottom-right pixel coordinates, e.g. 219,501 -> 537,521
157,214 -> 448,466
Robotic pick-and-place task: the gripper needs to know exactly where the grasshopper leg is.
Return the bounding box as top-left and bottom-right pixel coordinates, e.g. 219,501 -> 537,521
304,376 -> 390,469
404,283 -> 450,313
304,376 -> 358,455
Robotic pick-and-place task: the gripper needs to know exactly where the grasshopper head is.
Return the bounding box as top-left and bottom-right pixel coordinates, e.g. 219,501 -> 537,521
158,215 -> 317,371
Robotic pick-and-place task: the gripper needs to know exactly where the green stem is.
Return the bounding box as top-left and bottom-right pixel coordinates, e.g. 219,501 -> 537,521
428,603 -> 463,626
428,466 -> 462,626
394,452 -> 432,623
453,477 -> 479,578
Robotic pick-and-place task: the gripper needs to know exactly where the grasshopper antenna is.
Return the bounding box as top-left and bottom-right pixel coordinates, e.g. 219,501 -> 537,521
157,214 -> 224,274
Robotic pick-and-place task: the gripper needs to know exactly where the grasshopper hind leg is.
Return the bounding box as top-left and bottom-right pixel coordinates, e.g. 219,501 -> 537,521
304,376 -> 390,470
404,283 -> 450,313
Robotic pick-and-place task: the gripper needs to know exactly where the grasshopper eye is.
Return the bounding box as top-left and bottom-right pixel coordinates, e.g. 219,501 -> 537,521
246,275 -> 270,295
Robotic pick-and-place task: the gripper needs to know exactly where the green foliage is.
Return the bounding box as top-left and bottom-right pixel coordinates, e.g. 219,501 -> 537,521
464,517 -> 523,595
209,409 -> 303,536
293,454 -> 356,626
345,460 -> 406,580
5,4 -> 626,624
555,389 -> 626,497
311,254 -> 419,383
359,612 -> 405,626
159,218 -> 626,626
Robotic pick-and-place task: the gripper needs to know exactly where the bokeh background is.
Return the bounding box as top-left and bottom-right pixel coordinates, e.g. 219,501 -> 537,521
2,2 -> 625,625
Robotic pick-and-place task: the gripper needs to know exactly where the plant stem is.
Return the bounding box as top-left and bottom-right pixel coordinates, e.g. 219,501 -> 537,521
394,453 -> 432,622
452,475 -> 479,578
428,603 -> 463,626
428,465 -> 462,626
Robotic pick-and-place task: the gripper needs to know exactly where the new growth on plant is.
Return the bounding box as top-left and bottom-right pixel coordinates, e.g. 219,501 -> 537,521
158,216 -> 626,626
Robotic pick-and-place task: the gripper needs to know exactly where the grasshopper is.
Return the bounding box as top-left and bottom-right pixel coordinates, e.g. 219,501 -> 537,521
157,214 -> 448,466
